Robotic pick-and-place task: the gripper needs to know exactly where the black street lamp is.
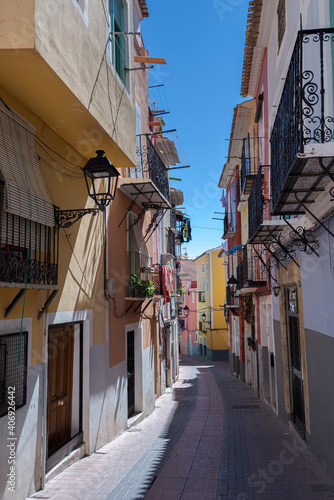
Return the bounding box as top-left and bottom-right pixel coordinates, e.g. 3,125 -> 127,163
183,305 -> 190,318
201,312 -> 206,323
56,150 -> 120,228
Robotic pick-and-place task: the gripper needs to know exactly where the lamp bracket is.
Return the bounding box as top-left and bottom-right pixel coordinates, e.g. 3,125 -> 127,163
55,208 -> 102,228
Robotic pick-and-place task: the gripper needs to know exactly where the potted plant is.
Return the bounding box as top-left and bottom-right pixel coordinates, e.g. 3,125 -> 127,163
139,279 -> 156,298
128,274 -> 156,298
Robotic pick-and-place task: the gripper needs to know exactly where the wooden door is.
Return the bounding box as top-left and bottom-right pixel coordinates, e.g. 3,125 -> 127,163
127,331 -> 135,418
48,325 -> 74,457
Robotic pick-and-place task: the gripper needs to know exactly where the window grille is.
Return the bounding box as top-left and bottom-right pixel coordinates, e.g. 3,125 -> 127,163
0,332 -> 28,418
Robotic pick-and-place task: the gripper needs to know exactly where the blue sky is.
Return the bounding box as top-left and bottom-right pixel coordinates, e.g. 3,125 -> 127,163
141,0 -> 250,259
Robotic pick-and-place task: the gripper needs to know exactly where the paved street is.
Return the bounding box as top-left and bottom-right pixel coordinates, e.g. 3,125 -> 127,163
29,356 -> 334,500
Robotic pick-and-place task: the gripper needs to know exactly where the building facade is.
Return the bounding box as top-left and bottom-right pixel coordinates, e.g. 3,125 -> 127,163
195,247 -> 228,360
220,0 -> 334,480
0,2 -> 188,498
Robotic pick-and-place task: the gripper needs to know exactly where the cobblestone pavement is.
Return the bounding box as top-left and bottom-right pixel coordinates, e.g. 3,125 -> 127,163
28,356 -> 334,500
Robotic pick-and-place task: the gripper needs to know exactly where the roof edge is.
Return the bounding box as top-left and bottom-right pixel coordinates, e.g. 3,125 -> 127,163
240,0 -> 263,98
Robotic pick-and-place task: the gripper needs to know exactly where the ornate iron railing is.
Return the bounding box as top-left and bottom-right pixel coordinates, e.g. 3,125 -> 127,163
167,228 -> 175,256
223,212 -> 236,238
240,138 -> 257,193
271,28 -> 334,211
135,135 -> 170,202
236,177 -> 241,207
248,166 -> 265,241
0,209 -> 58,286
239,245 -> 267,288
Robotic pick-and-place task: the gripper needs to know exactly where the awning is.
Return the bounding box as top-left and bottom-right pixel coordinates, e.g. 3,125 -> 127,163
170,188 -> 184,207
0,101 -> 55,226
154,137 -> 180,167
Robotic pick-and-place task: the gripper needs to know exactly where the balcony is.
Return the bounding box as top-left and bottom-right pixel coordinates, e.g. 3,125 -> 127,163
225,286 -> 238,309
223,213 -> 236,239
0,209 -> 58,288
199,321 -> 206,333
127,253 -> 162,298
237,245 -> 267,291
271,28 -> 334,216
248,166 -> 287,244
119,135 -> 171,208
240,138 -> 257,197
167,228 -> 176,257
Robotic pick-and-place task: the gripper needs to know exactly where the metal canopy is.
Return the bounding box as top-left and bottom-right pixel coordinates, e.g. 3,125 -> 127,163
118,178 -> 171,209
249,221 -> 286,244
272,153 -> 334,216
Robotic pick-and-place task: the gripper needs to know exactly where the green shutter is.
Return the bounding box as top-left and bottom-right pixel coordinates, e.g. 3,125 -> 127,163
110,0 -> 125,84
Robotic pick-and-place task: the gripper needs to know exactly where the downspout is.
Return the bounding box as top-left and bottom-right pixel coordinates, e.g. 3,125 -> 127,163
40,313 -> 48,489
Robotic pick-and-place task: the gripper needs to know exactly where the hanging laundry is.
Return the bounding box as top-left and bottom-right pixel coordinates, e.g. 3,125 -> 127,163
184,221 -> 188,241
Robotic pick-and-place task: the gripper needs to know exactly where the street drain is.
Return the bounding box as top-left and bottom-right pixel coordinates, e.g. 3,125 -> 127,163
311,485 -> 334,493
232,405 -> 260,410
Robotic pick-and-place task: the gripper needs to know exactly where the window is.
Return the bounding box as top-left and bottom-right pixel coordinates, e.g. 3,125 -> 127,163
128,213 -> 141,277
0,102 -> 58,286
202,263 -> 204,273
0,332 -> 28,417
109,0 -> 126,84
192,292 -> 194,303
277,0 -> 286,52
195,332 -> 198,343
206,262 -> 208,271
206,280 -> 209,292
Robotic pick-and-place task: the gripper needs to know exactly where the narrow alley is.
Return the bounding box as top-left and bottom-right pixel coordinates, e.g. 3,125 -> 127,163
28,357 -> 334,500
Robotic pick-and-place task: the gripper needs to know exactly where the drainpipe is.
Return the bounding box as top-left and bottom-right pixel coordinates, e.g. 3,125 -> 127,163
40,313 -> 48,489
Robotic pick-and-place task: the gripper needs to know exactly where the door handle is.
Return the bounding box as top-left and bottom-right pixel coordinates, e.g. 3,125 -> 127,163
58,400 -> 64,406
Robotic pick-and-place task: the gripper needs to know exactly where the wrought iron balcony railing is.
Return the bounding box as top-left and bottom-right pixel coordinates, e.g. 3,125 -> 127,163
241,138 -> 258,197
236,177 -> 241,207
135,135 -> 170,203
223,213 -> 236,239
167,228 -> 176,257
0,209 -> 58,286
225,285 -> 238,307
248,166 -> 265,242
199,321 -> 206,333
271,28 -> 334,215
238,245 -> 267,289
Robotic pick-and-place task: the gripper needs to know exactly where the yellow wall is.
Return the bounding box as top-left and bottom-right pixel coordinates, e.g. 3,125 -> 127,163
195,249 -> 228,352
0,87 -> 107,364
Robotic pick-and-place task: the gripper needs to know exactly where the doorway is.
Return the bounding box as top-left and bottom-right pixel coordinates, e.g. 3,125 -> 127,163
47,323 -> 83,470
127,330 -> 135,417
286,286 -> 305,438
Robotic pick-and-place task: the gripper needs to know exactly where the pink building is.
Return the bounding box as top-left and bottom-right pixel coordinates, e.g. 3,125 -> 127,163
178,259 -> 197,356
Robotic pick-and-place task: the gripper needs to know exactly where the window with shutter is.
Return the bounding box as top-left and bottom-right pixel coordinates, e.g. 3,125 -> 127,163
277,0 -> 286,52
109,0 -> 126,84
0,102 -> 58,286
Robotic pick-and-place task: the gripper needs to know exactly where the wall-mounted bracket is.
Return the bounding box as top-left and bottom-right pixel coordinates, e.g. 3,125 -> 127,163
55,208 -> 100,228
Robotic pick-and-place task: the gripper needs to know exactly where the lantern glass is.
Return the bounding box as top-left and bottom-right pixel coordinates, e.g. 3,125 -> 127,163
82,150 -> 120,209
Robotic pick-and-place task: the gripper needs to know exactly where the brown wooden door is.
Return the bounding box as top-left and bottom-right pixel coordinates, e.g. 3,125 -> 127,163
48,325 -> 74,457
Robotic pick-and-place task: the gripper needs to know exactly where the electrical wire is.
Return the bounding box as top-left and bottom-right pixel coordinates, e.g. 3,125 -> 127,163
39,158 -> 83,178
0,104 -> 85,172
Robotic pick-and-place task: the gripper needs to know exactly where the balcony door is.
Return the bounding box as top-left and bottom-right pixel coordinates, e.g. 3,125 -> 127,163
286,287 -> 305,438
